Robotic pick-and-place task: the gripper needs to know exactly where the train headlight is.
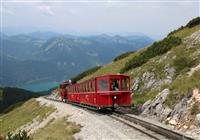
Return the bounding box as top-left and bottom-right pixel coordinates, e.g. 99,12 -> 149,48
114,96 -> 117,99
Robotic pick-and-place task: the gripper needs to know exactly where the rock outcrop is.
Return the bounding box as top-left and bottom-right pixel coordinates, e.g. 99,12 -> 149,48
194,113 -> 200,126
141,88 -> 200,130
131,67 -> 175,94
184,30 -> 200,48
141,89 -> 171,122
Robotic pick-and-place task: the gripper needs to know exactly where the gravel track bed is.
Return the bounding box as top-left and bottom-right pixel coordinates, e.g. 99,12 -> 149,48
37,97 -> 154,140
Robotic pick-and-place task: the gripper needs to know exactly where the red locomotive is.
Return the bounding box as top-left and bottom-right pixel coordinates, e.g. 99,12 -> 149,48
59,74 -> 131,110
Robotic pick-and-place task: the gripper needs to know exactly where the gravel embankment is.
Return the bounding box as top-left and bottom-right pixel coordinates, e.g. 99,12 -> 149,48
36,97 -> 154,140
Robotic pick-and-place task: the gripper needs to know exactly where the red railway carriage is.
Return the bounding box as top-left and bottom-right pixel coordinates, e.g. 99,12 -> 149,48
59,81 -> 70,101
64,74 -> 131,110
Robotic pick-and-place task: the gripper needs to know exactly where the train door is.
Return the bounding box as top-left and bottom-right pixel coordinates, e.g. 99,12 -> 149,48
109,77 -> 121,108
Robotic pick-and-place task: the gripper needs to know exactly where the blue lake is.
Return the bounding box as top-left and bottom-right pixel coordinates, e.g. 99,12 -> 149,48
18,82 -> 59,92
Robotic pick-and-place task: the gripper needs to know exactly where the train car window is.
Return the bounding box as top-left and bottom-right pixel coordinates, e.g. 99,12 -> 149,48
89,82 -> 92,92
93,80 -> 95,91
87,82 -> 90,92
91,81 -> 93,92
81,84 -> 83,92
90,81 -> 92,92
122,78 -> 129,91
110,79 -> 120,91
85,83 -> 87,92
98,79 -> 108,91
84,84 -> 86,92
87,83 -> 89,92
88,82 -> 90,92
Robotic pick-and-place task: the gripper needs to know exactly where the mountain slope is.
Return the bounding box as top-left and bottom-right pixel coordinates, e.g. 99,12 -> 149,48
76,17 -> 200,131
0,87 -> 42,113
0,98 -> 55,137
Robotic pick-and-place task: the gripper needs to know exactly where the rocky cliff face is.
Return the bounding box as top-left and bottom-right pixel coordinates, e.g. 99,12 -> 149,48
141,88 -> 200,129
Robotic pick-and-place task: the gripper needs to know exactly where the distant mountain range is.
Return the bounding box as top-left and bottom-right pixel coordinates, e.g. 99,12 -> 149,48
0,32 -> 153,86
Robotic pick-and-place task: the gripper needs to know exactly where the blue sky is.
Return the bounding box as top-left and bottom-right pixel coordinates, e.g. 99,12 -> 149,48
1,0 -> 199,39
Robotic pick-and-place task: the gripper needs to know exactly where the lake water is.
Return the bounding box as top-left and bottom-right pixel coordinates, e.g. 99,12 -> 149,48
18,82 -> 59,92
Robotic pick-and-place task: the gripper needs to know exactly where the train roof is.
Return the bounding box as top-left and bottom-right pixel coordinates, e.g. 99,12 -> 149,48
73,74 -> 129,85
95,74 -> 129,79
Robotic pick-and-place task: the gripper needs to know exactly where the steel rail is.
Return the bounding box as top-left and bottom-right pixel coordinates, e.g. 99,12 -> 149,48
109,114 -> 162,140
113,111 -> 194,140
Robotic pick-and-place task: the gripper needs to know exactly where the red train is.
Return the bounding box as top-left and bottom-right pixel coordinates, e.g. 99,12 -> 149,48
59,74 -> 131,110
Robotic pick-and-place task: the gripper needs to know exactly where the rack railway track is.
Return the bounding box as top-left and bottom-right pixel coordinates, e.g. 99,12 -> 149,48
44,96 -> 194,140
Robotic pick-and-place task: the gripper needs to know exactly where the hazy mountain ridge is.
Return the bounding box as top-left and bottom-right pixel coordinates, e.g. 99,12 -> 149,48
1,32 -> 153,86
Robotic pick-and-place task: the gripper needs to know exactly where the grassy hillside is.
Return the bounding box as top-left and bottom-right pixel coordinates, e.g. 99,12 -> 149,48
0,99 -> 55,137
0,94 -> 80,140
32,117 -> 80,140
77,17 -> 200,108
0,87 -> 41,113
79,50 -> 137,82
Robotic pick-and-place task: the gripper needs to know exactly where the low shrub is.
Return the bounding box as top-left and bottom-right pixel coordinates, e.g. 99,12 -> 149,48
173,56 -> 194,75
120,36 -> 182,73
168,26 -> 185,36
5,130 -> 32,140
186,17 -> 200,28
113,51 -> 135,62
168,17 -> 200,36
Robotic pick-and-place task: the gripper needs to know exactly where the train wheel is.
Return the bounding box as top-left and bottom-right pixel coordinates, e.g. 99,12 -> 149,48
111,107 -> 115,112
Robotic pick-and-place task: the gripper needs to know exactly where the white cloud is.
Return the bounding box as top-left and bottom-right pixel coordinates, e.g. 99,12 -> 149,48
37,5 -> 55,16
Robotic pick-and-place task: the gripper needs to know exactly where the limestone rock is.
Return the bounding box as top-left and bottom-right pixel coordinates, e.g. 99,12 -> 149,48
184,30 -> 200,48
141,100 -> 151,111
170,97 -> 189,120
159,107 -> 172,122
131,78 -> 140,92
168,119 -> 178,126
164,64 -> 175,78
158,54 -> 167,63
141,89 -> 171,121
194,113 -> 200,126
